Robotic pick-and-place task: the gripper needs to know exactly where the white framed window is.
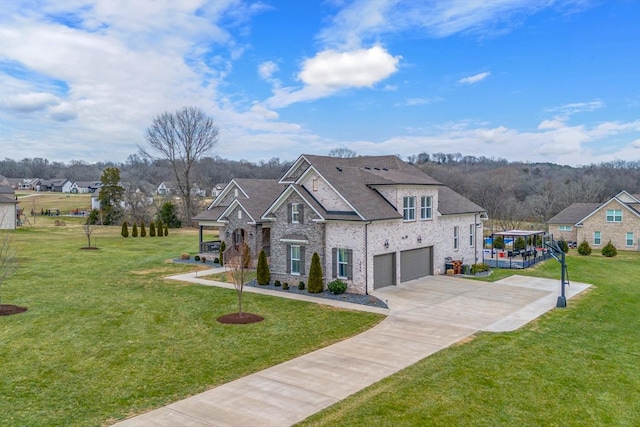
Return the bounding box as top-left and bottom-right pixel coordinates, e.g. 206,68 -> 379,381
291,245 -> 301,275
420,196 -> 433,220
454,226 -> 459,250
403,196 -> 416,221
337,249 -> 349,278
606,209 -> 622,222
237,210 -> 242,219
626,232 -> 634,247
469,224 -> 474,247
594,231 -> 601,245
291,203 -> 300,224
234,188 -> 238,197
559,225 -> 572,231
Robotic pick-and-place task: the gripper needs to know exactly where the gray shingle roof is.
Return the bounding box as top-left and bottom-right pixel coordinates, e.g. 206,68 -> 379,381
437,186 -> 485,215
0,185 -> 17,203
547,203 -> 601,224
301,155 -> 443,220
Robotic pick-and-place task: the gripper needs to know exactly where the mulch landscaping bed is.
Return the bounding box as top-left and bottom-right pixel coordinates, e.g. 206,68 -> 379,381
217,312 -> 264,324
0,305 -> 28,316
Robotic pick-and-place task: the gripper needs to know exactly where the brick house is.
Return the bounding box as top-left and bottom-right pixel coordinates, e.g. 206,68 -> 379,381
546,202 -> 600,243
194,154 -> 487,294
548,191 -> 640,250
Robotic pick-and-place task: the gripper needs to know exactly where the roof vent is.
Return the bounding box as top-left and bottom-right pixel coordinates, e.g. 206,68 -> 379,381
374,167 -> 380,170
336,167 -> 343,172
383,167 -> 389,171
364,166 -> 371,170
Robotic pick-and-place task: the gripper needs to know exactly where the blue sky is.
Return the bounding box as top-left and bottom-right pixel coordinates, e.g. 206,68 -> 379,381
1,0 -> 639,166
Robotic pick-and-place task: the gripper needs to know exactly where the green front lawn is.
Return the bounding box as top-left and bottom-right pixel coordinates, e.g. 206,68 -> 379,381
0,226 -> 383,426
300,252 -> 640,426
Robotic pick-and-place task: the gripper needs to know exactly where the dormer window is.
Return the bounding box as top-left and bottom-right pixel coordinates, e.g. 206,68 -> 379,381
234,188 -> 238,197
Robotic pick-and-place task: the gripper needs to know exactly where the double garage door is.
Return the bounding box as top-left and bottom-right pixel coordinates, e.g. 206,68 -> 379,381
373,246 -> 433,289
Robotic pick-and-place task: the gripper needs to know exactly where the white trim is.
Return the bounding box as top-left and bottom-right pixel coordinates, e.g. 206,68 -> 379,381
218,199 -> 256,223
279,155 -> 310,184
261,185 -> 325,221
280,238 -> 309,244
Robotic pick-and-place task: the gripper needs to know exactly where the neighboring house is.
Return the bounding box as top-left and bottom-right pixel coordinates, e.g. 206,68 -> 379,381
38,178 -> 72,193
70,181 -> 102,193
548,190 -> 640,250
4,178 -> 40,190
211,183 -> 227,198
91,193 -> 100,211
156,182 -> 174,196
194,154 -> 487,295
0,185 -> 18,229
190,183 -> 207,197
547,202 -> 601,243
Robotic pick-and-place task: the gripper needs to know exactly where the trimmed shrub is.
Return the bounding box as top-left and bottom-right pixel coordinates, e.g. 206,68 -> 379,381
180,253 -> 190,260
140,223 -> 146,237
328,279 -> 347,295
577,239 -> 592,256
149,221 -> 156,237
164,225 -> 168,236
308,252 -> 323,294
471,263 -> 489,275
602,240 -> 617,257
132,223 -> 138,237
256,250 -> 270,285
214,257 -> 220,264
219,241 -> 226,266
274,280 -> 281,287
121,221 -> 129,237
156,220 -> 164,237
201,256 -> 206,263
282,282 -> 289,290
298,281 -> 305,291
558,239 -> 569,253
194,255 -> 200,261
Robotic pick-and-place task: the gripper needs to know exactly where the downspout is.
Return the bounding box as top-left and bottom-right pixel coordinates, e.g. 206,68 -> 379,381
364,221 -> 371,295
474,213 -> 478,265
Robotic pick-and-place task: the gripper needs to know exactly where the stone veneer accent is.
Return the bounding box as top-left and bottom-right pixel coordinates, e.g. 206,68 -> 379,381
269,192 -> 326,287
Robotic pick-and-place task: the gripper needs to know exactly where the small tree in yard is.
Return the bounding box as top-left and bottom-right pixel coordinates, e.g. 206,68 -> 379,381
256,249 -> 270,285
149,221 -> 156,237
83,218 -> 99,248
156,220 -> 164,237
140,222 -> 146,237
157,201 -> 182,228
132,223 -> 138,237
558,239 -> 569,253
577,239 -> 592,256
164,225 -> 168,236
225,242 -> 252,317
602,240 -> 617,257
121,221 -> 129,238
308,252 -> 323,293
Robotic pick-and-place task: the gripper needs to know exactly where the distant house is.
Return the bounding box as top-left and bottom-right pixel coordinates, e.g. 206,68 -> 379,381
190,183 -> 207,197
547,190 -> 640,250
70,181 -> 102,193
0,185 -> 18,230
38,178 -> 72,193
211,183 -> 227,198
195,154 -> 487,294
156,182 -> 173,196
5,178 -> 40,190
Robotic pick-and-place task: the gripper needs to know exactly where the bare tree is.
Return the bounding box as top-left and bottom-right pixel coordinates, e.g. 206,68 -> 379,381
224,242 -> 251,317
0,228 -> 18,307
142,107 -> 219,226
328,147 -> 357,158
82,216 -> 99,248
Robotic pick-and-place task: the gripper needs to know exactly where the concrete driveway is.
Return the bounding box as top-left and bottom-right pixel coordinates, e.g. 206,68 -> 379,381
113,274 -> 590,427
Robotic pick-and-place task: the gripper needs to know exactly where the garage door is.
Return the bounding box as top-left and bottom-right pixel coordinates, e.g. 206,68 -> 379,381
373,253 -> 396,289
401,247 -> 433,282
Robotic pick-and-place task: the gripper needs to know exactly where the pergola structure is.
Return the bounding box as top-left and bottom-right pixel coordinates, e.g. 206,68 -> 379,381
483,229 -> 553,269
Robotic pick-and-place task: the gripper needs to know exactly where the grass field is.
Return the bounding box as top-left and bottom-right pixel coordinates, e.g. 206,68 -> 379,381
17,191 -> 93,216
0,225 -> 383,426
300,251 -> 640,426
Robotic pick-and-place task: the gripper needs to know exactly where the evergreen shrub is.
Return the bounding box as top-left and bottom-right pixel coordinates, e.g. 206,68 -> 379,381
602,240 -> 617,257
308,252 -> 323,293
577,239 -> 592,256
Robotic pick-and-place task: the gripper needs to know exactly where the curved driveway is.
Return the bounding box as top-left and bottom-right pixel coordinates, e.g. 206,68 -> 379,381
114,273 -> 589,426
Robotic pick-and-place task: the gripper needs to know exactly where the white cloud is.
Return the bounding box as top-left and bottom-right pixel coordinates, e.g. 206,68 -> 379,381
537,117 -> 567,130
318,0 -> 585,48
546,99 -> 605,115
258,61 -> 279,80
266,45 -> 400,108
395,97 -> 443,107
458,71 -> 491,85
1,92 -> 60,112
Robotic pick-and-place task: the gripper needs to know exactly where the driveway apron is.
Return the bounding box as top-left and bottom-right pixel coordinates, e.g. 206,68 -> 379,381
113,274 -> 590,426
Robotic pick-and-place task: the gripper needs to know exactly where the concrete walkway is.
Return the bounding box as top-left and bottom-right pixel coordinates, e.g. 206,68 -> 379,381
113,273 -> 590,427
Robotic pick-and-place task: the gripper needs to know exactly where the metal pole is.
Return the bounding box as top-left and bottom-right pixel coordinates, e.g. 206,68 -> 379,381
557,250 -> 567,307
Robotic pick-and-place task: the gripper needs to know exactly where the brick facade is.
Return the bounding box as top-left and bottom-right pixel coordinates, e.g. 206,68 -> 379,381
577,199 -> 640,251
